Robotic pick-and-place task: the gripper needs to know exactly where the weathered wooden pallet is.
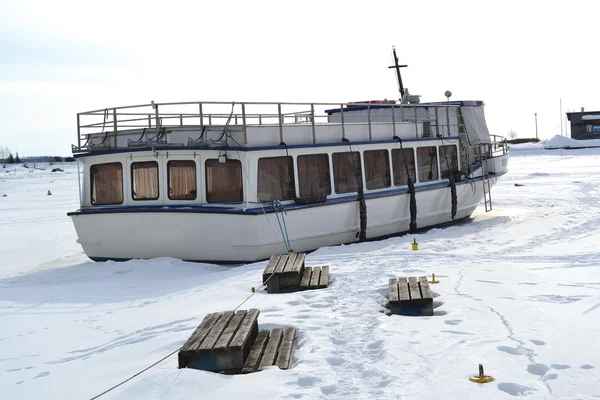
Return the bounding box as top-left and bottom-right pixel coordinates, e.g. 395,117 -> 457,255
388,276 -> 434,316
300,266 -> 329,290
242,327 -> 296,373
263,253 -> 330,293
178,309 -> 259,372
263,253 -> 306,293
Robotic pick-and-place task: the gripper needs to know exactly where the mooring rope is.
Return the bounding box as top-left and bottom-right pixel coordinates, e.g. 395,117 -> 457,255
88,262 -> 284,400
439,136 -> 458,220
342,138 -> 367,242
273,200 -> 293,253
394,136 -> 417,233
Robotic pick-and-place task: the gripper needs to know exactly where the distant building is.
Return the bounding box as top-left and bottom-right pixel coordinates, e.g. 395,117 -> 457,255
567,110 -> 600,140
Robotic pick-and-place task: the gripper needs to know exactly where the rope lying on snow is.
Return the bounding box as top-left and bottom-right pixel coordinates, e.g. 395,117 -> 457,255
88,265 -> 282,400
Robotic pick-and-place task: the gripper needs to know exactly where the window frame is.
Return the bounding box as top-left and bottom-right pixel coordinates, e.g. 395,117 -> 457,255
439,144 -> 459,180
205,158 -> 244,203
391,147 -> 416,186
416,146 -> 439,183
90,162 -> 124,206
167,160 -> 198,201
297,153 -> 331,197
332,151 -> 362,194
363,149 -> 391,190
257,156 -> 295,202
130,161 -> 160,201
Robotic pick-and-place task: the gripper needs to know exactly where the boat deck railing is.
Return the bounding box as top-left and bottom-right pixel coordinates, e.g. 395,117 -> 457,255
74,101 -> 467,153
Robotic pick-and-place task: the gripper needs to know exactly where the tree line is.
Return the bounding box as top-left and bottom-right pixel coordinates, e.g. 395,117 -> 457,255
0,146 -> 75,167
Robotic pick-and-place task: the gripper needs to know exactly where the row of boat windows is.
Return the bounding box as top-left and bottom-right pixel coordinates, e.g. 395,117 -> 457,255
89,145 -> 458,205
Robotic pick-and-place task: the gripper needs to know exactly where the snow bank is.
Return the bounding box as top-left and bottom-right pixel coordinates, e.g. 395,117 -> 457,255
511,135 -> 600,151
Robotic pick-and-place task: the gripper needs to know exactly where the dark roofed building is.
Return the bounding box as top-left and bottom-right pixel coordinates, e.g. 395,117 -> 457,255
567,110 -> 600,140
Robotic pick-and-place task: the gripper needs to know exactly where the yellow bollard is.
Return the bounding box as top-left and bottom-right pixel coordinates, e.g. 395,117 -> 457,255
251,287 -> 255,293
469,364 -> 494,383
411,238 -> 419,251
428,273 -> 439,284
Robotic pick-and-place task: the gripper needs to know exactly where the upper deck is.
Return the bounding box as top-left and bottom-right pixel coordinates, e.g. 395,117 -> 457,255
72,100 -> 492,155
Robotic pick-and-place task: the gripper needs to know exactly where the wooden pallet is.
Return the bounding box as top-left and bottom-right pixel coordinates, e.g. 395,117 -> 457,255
388,276 -> 433,316
263,253 -> 330,293
178,309 -> 259,372
300,266 -> 329,290
241,327 -> 296,373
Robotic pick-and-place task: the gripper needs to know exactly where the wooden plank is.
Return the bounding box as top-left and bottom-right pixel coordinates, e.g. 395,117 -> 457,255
282,253 -> 298,273
275,255 -> 289,274
418,276 -> 433,299
198,311 -> 234,352
318,266 -> 329,288
287,253 -> 305,274
264,254 -> 281,275
389,278 -> 399,302
408,277 -> 421,300
241,330 -> 270,373
309,267 -> 321,288
275,327 -> 296,370
266,275 -> 280,293
397,277 -> 410,301
300,267 -> 312,288
181,312 -> 221,352
230,309 -> 260,349
263,254 -> 281,283
212,310 -> 246,352
259,328 -> 283,370
181,313 -> 211,351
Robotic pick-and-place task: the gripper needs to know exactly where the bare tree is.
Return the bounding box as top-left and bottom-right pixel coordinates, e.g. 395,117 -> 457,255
0,146 -> 10,167
508,129 -> 518,140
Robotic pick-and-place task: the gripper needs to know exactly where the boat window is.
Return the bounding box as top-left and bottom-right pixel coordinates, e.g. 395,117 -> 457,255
257,156 -> 295,202
439,145 -> 459,179
297,154 -> 331,197
206,159 -> 243,203
364,150 -> 391,190
391,148 -> 416,186
332,152 -> 361,194
168,160 -> 197,200
90,162 -> 123,205
416,147 -> 439,182
131,161 -> 159,201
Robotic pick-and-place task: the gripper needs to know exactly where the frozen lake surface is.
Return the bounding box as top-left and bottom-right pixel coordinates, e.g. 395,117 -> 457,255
1,148 -> 600,399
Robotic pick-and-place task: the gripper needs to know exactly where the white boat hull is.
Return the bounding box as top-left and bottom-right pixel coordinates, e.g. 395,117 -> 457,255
70,177 -> 493,263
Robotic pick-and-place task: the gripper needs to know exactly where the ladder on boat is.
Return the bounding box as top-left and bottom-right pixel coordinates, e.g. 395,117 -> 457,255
479,144 -> 492,212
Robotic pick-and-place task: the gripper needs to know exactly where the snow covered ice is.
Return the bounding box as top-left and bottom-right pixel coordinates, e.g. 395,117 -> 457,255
2,149 -> 600,400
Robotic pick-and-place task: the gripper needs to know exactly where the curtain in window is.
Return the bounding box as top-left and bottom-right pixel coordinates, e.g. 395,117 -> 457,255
168,161 -> 197,200
298,154 -> 330,197
206,160 -> 243,203
417,146 -> 438,182
333,152 -> 361,194
91,163 -> 123,205
392,148 -> 416,186
257,156 -> 294,202
364,150 -> 390,190
132,161 -> 159,200
439,145 -> 458,179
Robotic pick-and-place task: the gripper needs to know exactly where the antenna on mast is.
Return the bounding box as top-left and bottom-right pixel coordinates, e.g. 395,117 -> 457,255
388,46 -> 407,98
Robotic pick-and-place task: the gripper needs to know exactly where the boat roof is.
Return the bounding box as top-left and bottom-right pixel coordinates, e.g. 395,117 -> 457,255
325,100 -> 485,114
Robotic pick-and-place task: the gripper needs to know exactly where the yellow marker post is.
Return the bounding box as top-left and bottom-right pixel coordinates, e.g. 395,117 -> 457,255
411,238 -> 419,251
469,364 -> 494,383
428,273 -> 439,284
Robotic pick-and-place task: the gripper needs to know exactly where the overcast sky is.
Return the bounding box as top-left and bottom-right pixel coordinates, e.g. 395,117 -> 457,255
1,0 -> 598,156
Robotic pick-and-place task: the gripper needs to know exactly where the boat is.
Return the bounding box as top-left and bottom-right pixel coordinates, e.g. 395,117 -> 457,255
68,49 -> 509,263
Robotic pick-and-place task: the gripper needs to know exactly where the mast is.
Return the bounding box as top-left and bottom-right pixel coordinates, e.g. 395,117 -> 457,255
388,46 -> 407,97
